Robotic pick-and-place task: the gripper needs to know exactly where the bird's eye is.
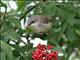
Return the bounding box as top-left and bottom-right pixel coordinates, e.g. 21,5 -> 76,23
31,20 -> 35,23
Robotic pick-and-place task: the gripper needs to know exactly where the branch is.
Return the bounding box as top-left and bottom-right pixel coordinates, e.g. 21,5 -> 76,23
19,2 -> 40,20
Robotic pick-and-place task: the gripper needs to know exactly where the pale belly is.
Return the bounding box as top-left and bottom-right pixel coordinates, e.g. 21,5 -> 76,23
30,23 -> 52,33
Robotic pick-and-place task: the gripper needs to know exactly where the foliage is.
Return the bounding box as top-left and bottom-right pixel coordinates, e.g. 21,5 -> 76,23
0,0 -> 80,60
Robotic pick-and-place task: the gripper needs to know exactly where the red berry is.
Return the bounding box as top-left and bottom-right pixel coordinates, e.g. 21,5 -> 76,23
32,43 -> 58,60
48,45 -> 54,50
37,49 -> 42,53
32,56 -> 35,59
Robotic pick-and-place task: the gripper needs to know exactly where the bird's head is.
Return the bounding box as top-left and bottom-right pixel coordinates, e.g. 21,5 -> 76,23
26,15 -> 52,33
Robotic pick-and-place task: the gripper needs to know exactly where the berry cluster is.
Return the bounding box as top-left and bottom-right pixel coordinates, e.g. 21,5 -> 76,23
32,44 -> 58,60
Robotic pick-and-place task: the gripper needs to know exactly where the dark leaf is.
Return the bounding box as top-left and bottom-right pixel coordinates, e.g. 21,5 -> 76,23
1,41 -> 13,60
0,52 -> 6,60
7,30 -> 21,40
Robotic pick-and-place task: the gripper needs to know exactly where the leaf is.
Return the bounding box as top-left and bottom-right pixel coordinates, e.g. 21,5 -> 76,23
17,28 -> 26,35
0,52 -> 6,60
63,2 -> 76,13
26,48 -> 35,60
51,45 -> 64,53
11,18 -> 21,28
75,28 -> 80,36
42,2 -> 56,16
1,22 -> 12,33
1,21 -> 21,41
1,22 -> 13,41
6,16 -> 21,28
66,27 -> 77,41
7,30 -> 21,40
75,6 -> 80,17
1,34 -> 10,42
48,22 -> 67,45
16,0 -> 26,11
56,5 -> 75,25
57,22 -> 67,41
20,43 -> 33,52
13,57 -> 19,60
1,41 -> 13,60
13,49 -> 20,58
73,19 -> 80,25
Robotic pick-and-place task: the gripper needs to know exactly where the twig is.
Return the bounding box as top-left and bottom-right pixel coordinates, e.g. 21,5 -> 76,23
19,2 -> 40,20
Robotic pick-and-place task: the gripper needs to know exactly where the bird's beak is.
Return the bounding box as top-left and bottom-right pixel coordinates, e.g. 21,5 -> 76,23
26,26 -> 30,29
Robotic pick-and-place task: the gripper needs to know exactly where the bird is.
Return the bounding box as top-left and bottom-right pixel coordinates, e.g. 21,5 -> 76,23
26,15 -> 52,33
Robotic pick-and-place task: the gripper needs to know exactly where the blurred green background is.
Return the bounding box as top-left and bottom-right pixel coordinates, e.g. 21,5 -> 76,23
0,0 -> 80,60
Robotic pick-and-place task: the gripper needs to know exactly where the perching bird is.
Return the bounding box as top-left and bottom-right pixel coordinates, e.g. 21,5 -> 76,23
26,15 -> 52,33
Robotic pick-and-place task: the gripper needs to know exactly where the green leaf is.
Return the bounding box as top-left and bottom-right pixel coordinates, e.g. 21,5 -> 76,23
57,22 -> 67,41
75,28 -> 80,36
66,27 -> 77,41
56,5 -> 75,25
75,6 -> 80,17
1,41 -> 13,60
13,49 -> 20,58
42,2 -> 56,16
7,30 -> 21,40
1,21 -> 21,41
13,57 -> 19,60
73,19 -> 80,25
1,22 -> 12,33
11,18 -> 21,28
63,3 -> 76,13
16,0 -> 26,11
20,43 -> 33,52
0,52 -> 6,60
26,48 -> 35,60
51,45 -> 64,53
6,17 -> 21,28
